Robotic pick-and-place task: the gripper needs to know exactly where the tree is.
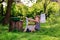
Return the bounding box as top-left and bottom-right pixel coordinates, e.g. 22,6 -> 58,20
0,0 -> 4,16
3,0 -> 13,25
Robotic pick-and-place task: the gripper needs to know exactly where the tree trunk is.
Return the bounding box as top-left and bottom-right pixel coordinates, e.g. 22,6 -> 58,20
3,0 -> 13,25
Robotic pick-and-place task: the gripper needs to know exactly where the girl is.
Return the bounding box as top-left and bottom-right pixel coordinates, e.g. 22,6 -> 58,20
24,15 -> 40,32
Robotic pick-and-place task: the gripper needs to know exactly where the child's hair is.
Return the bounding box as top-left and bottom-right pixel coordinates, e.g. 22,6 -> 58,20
35,15 -> 40,19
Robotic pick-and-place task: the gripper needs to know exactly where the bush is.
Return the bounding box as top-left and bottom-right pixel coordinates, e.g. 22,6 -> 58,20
11,2 -> 59,20
11,2 -> 44,18
46,2 -> 59,14
11,3 -> 27,17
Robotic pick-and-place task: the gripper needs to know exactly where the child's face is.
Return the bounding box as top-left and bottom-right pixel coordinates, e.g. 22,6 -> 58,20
35,16 -> 40,20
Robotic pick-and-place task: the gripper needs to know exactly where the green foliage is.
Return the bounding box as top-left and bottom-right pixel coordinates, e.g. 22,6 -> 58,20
0,16 -> 4,23
26,2 -> 44,17
11,0 -> 60,19
3,6 -> 6,15
11,2 -> 44,18
11,3 -> 28,17
32,2 -> 44,13
37,0 -> 42,2
0,4 -> 1,14
46,2 -> 59,14
11,3 -> 21,17
46,2 -> 60,24
47,14 -> 56,25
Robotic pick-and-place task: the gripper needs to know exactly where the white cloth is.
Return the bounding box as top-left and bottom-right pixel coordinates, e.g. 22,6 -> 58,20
40,14 -> 46,23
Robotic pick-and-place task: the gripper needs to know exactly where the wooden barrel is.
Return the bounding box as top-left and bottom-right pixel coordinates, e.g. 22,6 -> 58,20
9,20 -> 23,32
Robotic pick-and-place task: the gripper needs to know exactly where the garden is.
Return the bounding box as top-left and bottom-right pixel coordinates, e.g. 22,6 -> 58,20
0,0 -> 60,40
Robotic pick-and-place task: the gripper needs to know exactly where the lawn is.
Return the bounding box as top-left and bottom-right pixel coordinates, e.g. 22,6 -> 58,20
0,17 -> 60,40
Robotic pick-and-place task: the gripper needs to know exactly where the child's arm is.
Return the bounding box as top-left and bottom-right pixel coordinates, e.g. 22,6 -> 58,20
28,18 -> 39,23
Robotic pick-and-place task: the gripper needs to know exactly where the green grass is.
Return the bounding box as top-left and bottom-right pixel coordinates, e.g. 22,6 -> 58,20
0,17 -> 60,40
